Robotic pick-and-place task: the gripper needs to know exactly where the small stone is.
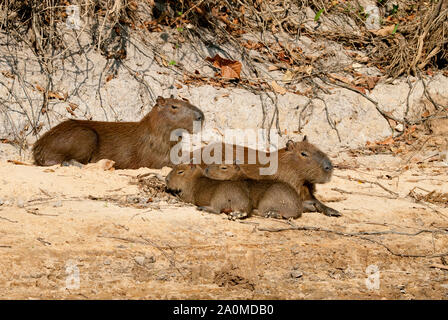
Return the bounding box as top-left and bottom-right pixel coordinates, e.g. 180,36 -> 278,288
16,199 -> 25,208
290,270 -> 303,279
134,256 -> 146,266
397,285 -> 406,294
224,231 -> 235,237
103,259 -> 111,265
441,284 -> 448,289
0,199 -> 3,206
161,166 -> 172,177
394,123 -> 404,132
52,201 -> 62,208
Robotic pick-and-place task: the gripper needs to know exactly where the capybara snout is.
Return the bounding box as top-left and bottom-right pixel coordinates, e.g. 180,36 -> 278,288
283,138 -> 333,184
155,96 -> 204,132
165,163 -> 201,198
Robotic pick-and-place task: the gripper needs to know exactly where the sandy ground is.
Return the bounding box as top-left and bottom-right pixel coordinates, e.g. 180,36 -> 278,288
0,145 -> 447,299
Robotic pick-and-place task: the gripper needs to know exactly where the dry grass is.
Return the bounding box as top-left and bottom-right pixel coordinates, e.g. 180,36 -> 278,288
1,0 -> 446,77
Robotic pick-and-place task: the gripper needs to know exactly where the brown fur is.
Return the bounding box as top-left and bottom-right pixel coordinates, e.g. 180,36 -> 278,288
33,97 -> 204,169
195,138 -> 340,216
204,164 -> 302,219
165,164 -> 252,216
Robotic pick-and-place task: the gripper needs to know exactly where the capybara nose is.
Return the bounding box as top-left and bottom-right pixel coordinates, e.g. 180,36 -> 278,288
194,110 -> 204,122
323,160 -> 333,172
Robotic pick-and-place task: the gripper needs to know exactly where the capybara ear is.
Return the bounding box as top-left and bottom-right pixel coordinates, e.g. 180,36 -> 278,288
286,139 -> 295,150
233,159 -> 242,169
302,135 -> 308,142
156,96 -> 166,105
189,158 -> 200,169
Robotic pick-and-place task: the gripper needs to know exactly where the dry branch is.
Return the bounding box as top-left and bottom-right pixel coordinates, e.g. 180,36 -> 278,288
258,221 -> 448,258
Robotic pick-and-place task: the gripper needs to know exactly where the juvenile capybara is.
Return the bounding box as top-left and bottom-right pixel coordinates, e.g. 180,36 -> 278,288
32,96 -> 204,169
204,163 -> 302,219
165,163 -> 252,219
192,137 -> 340,216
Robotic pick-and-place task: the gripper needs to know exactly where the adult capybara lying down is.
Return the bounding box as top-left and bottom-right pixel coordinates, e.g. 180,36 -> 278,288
33,96 -> 204,169
191,136 -> 340,217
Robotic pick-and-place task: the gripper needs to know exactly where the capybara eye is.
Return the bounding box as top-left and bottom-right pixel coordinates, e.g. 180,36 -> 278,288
220,166 -> 227,170
171,105 -> 178,110
177,170 -> 184,174
301,151 -> 308,157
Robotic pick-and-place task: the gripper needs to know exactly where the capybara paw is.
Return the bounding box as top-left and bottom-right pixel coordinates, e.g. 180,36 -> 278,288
302,201 -> 317,212
263,211 -> 282,219
197,206 -> 221,214
323,207 -> 341,217
228,211 -> 248,220
61,159 -> 83,168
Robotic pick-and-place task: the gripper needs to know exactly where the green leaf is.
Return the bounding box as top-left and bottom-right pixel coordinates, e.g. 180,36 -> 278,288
169,60 -> 177,66
177,27 -> 184,32
314,8 -> 324,22
392,23 -> 399,34
391,4 -> 398,15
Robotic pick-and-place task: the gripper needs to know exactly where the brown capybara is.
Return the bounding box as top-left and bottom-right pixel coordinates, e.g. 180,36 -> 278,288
204,163 -> 302,219
165,163 -> 252,219
194,136 -> 340,217
32,96 -> 204,169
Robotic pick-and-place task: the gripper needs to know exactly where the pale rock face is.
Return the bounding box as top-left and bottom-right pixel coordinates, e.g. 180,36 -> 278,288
1,27 -> 448,160
360,0 -> 382,30
364,5 -> 381,30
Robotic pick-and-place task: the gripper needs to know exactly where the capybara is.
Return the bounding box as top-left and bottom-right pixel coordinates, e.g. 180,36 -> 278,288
165,163 -> 252,219
193,136 -> 340,216
204,163 -> 302,219
32,96 -> 204,169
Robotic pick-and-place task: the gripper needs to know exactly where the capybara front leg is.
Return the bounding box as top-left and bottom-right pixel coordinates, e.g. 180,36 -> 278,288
197,206 -> 221,214
313,199 -> 341,217
228,211 -> 249,220
302,200 -> 317,212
